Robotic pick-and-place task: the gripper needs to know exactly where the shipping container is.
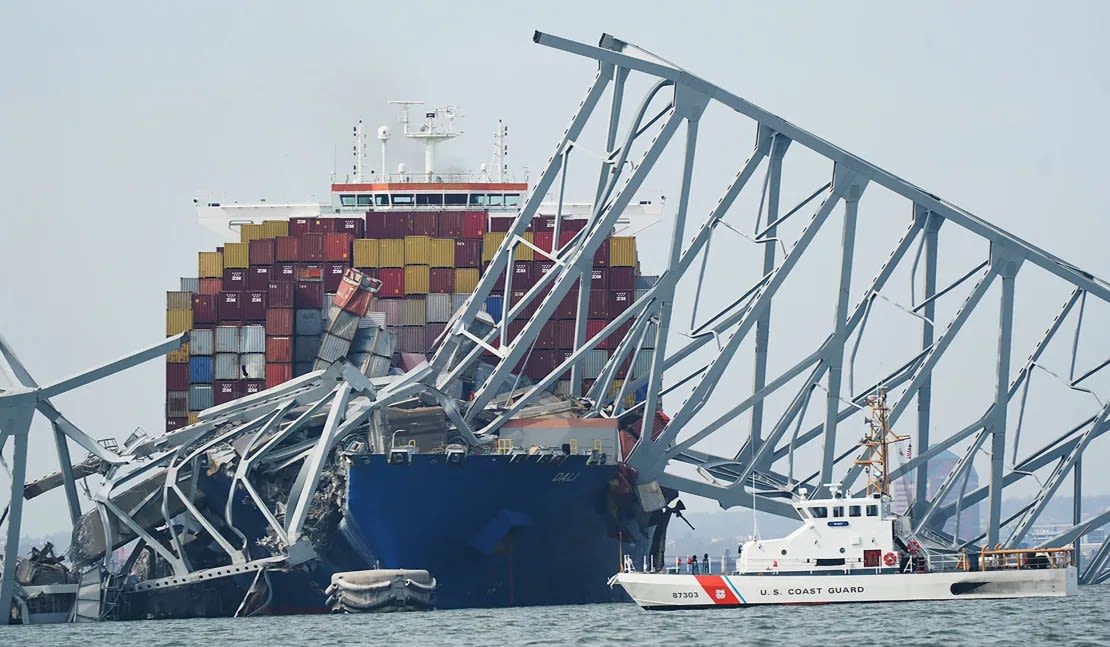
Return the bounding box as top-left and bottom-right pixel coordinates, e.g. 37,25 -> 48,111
263,309 -> 291,337
324,232 -> 353,262
511,261 -> 533,286
350,326 -> 381,354
166,291 -> 192,310
593,238 -> 610,267
555,289 -> 580,319
323,262 -> 346,292
223,268 -> 247,291
166,418 -> 188,432
179,277 -> 200,294
375,328 -> 398,357
242,291 -> 267,321
334,272 -> 375,316
586,319 -> 608,346
402,297 -> 426,326
635,274 -> 659,290
509,288 -> 535,318
239,325 -> 266,353
240,353 -> 265,379
167,391 -> 189,418
299,233 -> 325,262
438,211 -> 462,237
606,320 -> 633,351
377,299 -> 404,326
248,266 -> 271,290
166,309 -> 192,335
267,281 -> 294,308
215,326 -> 240,353
213,380 -> 241,405
271,262 -> 297,282
399,326 -> 427,354
265,362 -> 293,389
243,380 -> 265,396
314,218 -> 337,233
581,349 -> 609,380
353,239 -> 379,268
384,212 -> 410,238
587,290 -> 609,319
239,223 -> 265,243
364,355 -> 392,378
609,288 -> 634,317
454,239 -> 481,267
198,251 -> 223,278
166,363 -> 189,390
609,266 -> 635,291
327,307 -> 362,341
450,293 -> 469,312
483,263 -> 507,293
588,268 -> 609,290
262,219 -> 289,239
489,216 -> 512,233
516,233 -> 535,261
334,217 -> 365,238
404,236 -> 431,265
363,310 -> 387,327
189,355 -> 214,383
216,291 -> 240,320
248,238 -> 274,266
408,212 -> 438,237
224,242 -> 249,269
404,265 -> 430,295
365,212 -> 387,238
377,268 -> 404,298
429,268 -> 455,293
484,295 -> 505,324
275,236 -> 300,262
425,294 -> 451,323
189,329 -> 214,356
379,239 -> 405,267
266,335 -> 292,363
199,278 -> 222,295
316,333 -> 351,365
294,335 -> 321,363
533,231 -> 554,253
429,238 -> 455,267
189,384 -> 214,411
454,268 -> 478,293
167,342 -> 190,363
294,280 -> 324,309
482,232 -> 505,263
536,321 -> 559,350
425,322 -> 447,350
461,210 -> 487,238
294,309 -> 324,336
609,236 -> 637,267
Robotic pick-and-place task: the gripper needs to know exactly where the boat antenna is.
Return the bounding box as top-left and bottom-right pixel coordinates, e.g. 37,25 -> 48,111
855,389 -> 909,497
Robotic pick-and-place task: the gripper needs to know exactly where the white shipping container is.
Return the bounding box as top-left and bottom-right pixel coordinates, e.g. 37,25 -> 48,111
215,326 -> 240,353
362,354 -> 392,378
633,349 -> 653,378
189,329 -> 214,356
327,308 -> 362,341
377,300 -> 404,327
375,329 -> 398,358
239,325 -> 266,354
555,380 -> 573,396
450,293 -> 469,312
402,298 -> 426,326
240,353 -> 265,379
582,349 -> 609,380
214,353 -> 240,380
317,332 -> 351,365
363,311 -> 387,327
425,294 -> 451,323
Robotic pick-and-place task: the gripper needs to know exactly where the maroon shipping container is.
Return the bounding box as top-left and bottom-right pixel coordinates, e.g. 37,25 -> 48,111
438,211 -> 462,238
214,380 -> 241,405
271,262 -> 296,282
526,350 -> 559,378
461,211 -> 487,239
489,216 -> 513,233
223,268 -> 247,291
198,278 -> 222,295
266,308 -> 294,335
426,322 -> 447,349
385,213 -> 410,238
558,230 -> 579,249
296,263 -> 324,281
588,268 -> 608,290
324,233 -> 353,262
533,216 -> 556,233
323,262 -> 347,292
266,335 -> 293,363
533,231 -> 554,253
511,261 -> 533,286
334,217 -> 365,238
289,217 -> 318,236
313,218 -> 337,233
166,363 -> 189,391
588,290 -> 609,318
275,236 -> 300,262
365,212 -> 387,238
587,319 -> 607,345
218,291 -> 242,320
429,268 -> 455,294
610,290 -> 633,316
378,268 -> 404,298
606,320 -> 633,350
454,240 -> 481,267
408,211 -> 438,237
265,363 -> 293,389
594,239 -> 611,267
243,380 -> 265,396
535,260 -> 556,279
555,289 -> 579,319
243,290 -> 267,321
299,233 -> 325,261
192,294 -> 218,324
556,319 -> 576,349
294,281 -> 324,308
509,288 -> 535,318
166,418 -> 187,432
267,281 -> 294,308
483,263 -> 506,293
248,266 -> 271,290
249,238 -> 275,266
609,267 -> 635,291
536,321 -> 559,349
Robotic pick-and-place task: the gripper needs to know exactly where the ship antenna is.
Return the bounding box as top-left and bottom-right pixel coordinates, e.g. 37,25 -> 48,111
352,120 -> 366,183
494,120 -> 508,182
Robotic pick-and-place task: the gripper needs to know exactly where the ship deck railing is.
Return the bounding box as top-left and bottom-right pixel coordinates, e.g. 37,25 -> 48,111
978,547 -> 1073,571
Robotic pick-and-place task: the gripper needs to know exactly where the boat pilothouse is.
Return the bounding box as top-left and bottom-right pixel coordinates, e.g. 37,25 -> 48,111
611,392 -> 1078,610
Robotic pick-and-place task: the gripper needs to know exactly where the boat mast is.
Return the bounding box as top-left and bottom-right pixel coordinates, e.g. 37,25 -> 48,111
856,391 -> 909,497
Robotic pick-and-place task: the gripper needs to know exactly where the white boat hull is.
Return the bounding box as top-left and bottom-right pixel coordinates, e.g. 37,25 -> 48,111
613,568 -> 1078,609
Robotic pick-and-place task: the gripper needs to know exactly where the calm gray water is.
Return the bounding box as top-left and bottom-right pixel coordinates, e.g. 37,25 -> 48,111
6,585 -> 1109,646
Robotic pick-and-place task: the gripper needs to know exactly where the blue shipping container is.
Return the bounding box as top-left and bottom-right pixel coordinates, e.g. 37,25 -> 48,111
293,362 -> 314,377
295,308 -> 324,336
189,355 -> 214,384
484,295 -> 505,324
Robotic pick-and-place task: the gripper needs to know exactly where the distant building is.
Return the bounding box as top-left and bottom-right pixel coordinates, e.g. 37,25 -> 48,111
890,449 -> 980,540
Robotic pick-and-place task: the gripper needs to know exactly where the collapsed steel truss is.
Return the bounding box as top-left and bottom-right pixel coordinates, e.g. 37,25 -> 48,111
3,32 -> 1110,619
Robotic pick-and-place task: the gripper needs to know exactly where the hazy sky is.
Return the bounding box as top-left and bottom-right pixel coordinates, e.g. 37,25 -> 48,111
2,2 -> 1109,536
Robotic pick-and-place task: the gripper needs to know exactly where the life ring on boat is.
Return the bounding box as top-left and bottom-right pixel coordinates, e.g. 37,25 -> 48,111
883,552 -> 898,566
907,540 -> 921,555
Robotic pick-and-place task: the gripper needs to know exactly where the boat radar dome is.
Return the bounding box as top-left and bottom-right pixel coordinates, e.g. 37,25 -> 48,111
377,125 -> 391,140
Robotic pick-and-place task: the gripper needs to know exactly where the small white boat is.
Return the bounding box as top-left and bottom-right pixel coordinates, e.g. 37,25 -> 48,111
611,393 -> 1078,609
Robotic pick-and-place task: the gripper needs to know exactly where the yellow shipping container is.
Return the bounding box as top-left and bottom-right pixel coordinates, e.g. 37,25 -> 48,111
198,251 -> 223,278
429,238 -> 456,268
239,223 -> 266,243
454,268 -> 480,293
167,343 -> 190,363
404,236 -> 431,265
610,236 -> 638,267
262,219 -> 289,238
223,242 -> 249,268
379,239 -> 405,267
188,412 -> 199,425
515,232 -> 535,261
404,265 -> 430,295
166,291 -> 192,310
482,232 -> 506,263
166,309 -> 193,336
353,239 -> 379,268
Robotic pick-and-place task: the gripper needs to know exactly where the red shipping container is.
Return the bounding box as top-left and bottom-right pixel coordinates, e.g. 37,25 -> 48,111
589,290 -> 609,318
438,211 -> 462,237
610,290 -> 633,316
218,291 -> 242,321
249,238 -> 275,266
243,380 -> 265,395
275,236 -> 300,262
511,261 -> 533,286
248,265 -> 271,290
606,320 -> 633,350
555,289 -> 579,319
533,216 -> 556,232
223,268 -> 247,290
533,231 -> 555,253
266,335 -> 293,363
299,233 -> 324,261
408,211 -> 438,236
265,363 -> 293,389
324,233 -> 353,262
454,240 -> 481,267
594,239 -> 610,267
558,229 -> 579,249
461,211 -> 487,238
268,281 -> 294,308
429,268 -> 455,294
296,263 -> 324,282
489,216 -> 513,233
609,267 -> 635,291
166,363 -> 189,390
294,281 -> 324,308
323,262 -> 347,292
385,213 -> 410,238
365,212 -> 387,237
314,217 -> 338,233
334,217 -> 365,238
192,294 -> 218,323
243,290 -> 267,321
266,308 -> 294,335
378,268 -> 404,298
563,219 -> 587,233
289,217 -> 318,236
271,262 -> 297,282
556,319 -> 577,349
213,380 -> 241,405
587,319 -> 607,345
589,267 -> 608,289
198,278 -> 222,295
166,418 -> 187,432
334,281 -> 373,316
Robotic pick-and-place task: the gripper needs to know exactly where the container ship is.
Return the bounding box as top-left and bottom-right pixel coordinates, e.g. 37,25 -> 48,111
43,104 -> 677,619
